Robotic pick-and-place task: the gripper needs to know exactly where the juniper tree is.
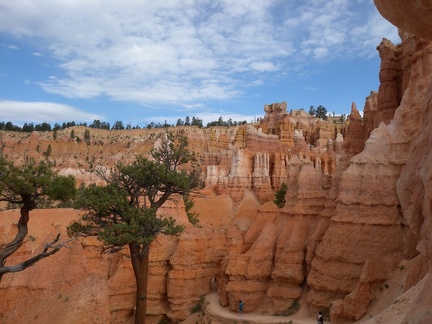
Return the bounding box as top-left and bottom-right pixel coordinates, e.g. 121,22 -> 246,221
84,129 -> 91,144
69,130 -> 200,324
0,157 -> 76,282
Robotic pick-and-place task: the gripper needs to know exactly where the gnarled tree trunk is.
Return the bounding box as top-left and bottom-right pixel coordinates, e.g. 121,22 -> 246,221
129,242 -> 150,324
0,202 -> 33,282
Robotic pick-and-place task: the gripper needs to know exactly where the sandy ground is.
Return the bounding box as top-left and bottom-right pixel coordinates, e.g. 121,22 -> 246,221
206,292 -> 317,324
181,292 -> 320,324
360,274 -> 428,324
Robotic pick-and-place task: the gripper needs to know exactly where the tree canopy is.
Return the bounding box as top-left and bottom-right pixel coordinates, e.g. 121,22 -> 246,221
68,130 -> 200,323
308,105 -> 328,120
0,157 -> 76,281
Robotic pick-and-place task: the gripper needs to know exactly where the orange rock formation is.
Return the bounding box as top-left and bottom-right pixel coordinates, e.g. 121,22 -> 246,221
2,2 -> 432,322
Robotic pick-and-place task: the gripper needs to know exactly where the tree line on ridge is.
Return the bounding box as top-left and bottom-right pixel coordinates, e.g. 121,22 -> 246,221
0,115 -> 248,133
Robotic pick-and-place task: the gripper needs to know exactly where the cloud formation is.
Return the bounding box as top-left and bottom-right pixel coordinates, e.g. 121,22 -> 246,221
0,0 -> 398,110
0,100 -> 102,124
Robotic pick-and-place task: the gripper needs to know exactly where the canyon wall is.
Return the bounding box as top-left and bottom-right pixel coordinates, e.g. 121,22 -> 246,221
374,1 -> 432,322
0,107 -> 349,323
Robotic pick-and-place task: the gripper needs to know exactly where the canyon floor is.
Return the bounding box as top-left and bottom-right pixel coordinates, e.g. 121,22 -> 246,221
181,263 -> 426,324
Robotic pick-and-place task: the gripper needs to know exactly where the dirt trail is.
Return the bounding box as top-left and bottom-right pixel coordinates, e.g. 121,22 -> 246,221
183,265 -> 426,324
204,292 -> 318,324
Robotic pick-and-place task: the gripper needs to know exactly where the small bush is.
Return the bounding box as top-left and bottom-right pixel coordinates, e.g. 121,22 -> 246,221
191,296 -> 206,314
274,183 -> 288,208
191,302 -> 202,314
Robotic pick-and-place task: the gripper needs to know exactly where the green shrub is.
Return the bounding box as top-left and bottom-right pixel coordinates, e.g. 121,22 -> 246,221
191,296 -> 206,314
274,183 -> 287,208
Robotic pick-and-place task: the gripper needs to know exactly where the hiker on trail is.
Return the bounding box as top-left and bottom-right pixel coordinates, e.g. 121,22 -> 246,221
238,300 -> 243,316
210,277 -> 217,292
317,311 -> 324,324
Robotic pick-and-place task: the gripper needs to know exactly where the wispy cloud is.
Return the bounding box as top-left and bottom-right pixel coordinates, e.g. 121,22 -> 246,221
0,0 -> 398,111
7,44 -> 19,50
305,87 -> 320,91
0,100 -> 103,124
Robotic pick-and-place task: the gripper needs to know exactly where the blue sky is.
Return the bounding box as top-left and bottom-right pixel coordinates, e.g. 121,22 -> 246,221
0,0 -> 399,127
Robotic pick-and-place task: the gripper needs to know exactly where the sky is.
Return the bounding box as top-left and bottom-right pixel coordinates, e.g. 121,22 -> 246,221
0,0 -> 400,127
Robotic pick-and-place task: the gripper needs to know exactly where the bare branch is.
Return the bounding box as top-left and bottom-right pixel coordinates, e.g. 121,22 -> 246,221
0,234 -> 75,276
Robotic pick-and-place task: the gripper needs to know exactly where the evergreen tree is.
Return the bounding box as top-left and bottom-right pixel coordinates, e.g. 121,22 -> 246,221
43,144 -> 52,157
68,130 -> 200,324
0,158 -> 76,282
112,120 -> 125,130
5,122 -> 17,131
89,120 -> 101,129
84,129 -> 91,144
309,106 -> 316,116
184,116 -> 191,126
273,183 -> 287,208
22,123 -> 35,132
315,105 -> 328,120
101,121 -> 110,130
183,195 -> 199,226
35,122 -> 52,131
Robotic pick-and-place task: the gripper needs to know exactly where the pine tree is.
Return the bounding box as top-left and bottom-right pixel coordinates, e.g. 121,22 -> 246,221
274,183 -> 287,208
84,129 -> 91,144
0,158 -> 76,282
183,195 -> 199,226
68,130 -> 200,324
43,144 -> 52,157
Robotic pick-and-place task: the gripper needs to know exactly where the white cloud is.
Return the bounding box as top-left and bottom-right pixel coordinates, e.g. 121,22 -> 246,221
0,0 -> 398,109
250,61 -> 278,72
0,100 -> 103,123
313,47 -> 329,59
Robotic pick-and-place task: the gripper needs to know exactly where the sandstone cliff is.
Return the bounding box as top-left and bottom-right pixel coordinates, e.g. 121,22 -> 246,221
0,106 -> 349,323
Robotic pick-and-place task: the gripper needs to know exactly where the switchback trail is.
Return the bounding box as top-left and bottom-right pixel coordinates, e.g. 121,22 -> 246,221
204,292 -> 318,324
